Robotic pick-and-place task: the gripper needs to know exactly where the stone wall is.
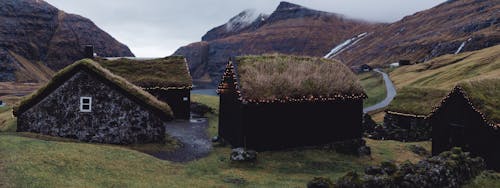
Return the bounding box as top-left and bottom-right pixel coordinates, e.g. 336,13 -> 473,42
364,113 -> 430,142
17,70 -> 166,144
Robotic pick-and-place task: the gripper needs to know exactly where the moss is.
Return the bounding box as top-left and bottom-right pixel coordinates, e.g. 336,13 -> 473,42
387,87 -> 448,115
458,79 -> 500,125
235,54 -> 365,100
14,59 -> 173,120
97,56 -> 192,88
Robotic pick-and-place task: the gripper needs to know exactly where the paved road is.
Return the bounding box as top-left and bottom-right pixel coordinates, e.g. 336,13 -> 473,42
363,69 -> 397,113
151,118 -> 212,162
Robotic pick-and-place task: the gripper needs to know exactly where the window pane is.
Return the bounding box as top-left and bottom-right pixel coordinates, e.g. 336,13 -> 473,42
82,105 -> 90,110
82,99 -> 90,103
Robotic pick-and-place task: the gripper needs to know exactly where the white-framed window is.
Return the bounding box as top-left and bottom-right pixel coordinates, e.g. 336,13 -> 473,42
80,97 -> 92,112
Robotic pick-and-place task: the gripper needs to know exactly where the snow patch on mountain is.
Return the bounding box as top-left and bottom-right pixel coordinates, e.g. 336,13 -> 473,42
226,9 -> 262,32
324,32 -> 368,59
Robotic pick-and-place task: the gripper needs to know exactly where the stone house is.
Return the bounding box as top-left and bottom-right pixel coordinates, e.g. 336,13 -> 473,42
429,79 -> 500,170
98,56 -> 193,119
14,59 -> 174,144
217,55 -> 366,151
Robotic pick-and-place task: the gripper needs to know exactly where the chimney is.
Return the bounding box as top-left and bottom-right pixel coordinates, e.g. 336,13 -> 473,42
84,45 -> 94,59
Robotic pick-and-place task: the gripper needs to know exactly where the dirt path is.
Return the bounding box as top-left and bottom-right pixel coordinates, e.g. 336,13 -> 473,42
151,118 -> 212,162
364,69 -> 397,113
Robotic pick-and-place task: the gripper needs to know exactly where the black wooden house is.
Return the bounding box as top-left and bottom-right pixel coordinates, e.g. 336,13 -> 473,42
218,55 -> 366,151
429,79 -> 499,170
98,56 -> 193,119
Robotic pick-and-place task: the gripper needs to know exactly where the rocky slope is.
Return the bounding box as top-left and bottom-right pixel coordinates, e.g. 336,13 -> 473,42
174,1 -> 378,84
334,0 -> 499,66
0,0 -> 134,82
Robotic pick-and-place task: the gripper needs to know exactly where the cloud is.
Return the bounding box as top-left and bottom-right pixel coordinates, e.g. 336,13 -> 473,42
44,0 -> 445,57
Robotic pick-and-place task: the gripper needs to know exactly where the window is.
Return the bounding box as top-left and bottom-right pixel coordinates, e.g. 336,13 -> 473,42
183,97 -> 189,101
80,97 -> 92,112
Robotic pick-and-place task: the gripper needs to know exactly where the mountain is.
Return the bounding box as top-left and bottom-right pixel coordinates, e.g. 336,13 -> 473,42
174,1 -> 378,84
334,0 -> 499,66
0,0 -> 134,83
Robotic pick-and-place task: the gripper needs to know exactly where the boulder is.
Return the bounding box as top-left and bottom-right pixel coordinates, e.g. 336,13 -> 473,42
230,148 -> 257,162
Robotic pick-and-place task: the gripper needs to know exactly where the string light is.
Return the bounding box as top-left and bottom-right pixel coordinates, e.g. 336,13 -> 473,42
426,86 -> 498,129
217,61 -> 367,104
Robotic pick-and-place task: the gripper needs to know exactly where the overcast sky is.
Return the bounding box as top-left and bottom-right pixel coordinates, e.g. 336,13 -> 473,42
44,0 -> 445,57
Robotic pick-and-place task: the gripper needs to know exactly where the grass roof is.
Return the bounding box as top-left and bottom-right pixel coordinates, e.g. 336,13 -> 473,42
458,79 -> 500,125
387,87 -> 448,115
235,54 -> 365,101
14,59 -> 173,120
97,56 -> 192,89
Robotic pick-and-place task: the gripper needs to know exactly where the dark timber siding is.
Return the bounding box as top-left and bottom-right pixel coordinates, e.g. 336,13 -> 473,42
430,91 -> 500,171
219,86 -> 363,151
145,88 -> 191,120
17,70 -> 166,144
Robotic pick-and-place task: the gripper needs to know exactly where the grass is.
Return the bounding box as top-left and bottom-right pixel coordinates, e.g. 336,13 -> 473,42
358,72 -> 387,107
97,56 -> 193,88
390,45 -> 500,90
463,171 -> 500,188
0,106 -> 16,132
191,94 -> 220,137
459,79 -> 500,124
387,45 -> 499,117
387,87 -> 448,115
0,94 -> 440,187
236,54 -> 365,100
0,133 -> 431,187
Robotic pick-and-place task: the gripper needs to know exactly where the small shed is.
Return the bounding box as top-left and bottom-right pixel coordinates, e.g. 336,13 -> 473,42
383,87 -> 448,141
217,55 -> 366,151
14,59 -> 174,144
429,79 -> 500,170
359,64 -> 373,72
98,56 -> 193,120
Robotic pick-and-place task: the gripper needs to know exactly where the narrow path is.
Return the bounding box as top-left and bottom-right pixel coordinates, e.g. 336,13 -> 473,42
151,118 -> 212,162
363,69 -> 397,113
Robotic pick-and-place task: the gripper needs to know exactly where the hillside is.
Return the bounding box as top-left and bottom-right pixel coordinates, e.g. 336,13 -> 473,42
174,1 -> 378,84
0,0 -> 134,83
334,0 -> 499,66
387,44 -> 500,115
390,44 -> 500,89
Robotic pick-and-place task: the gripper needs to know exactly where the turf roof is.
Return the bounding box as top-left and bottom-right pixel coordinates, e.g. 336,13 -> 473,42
457,79 -> 499,125
387,87 -> 449,116
14,59 -> 174,120
234,54 -> 365,101
97,56 -> 192,89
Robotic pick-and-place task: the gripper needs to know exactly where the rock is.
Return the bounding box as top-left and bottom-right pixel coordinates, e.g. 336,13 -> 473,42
357,146 -> 371,156
334,147 -> 486,188
190,102 -> 214,116
365,166 -> 383,175
327,138 -> 371,157
211,136 -> 219,142
380,161 -> 398,175
230,148 -> 257,162
307,177 -> 334,188
408,145 -> 430,156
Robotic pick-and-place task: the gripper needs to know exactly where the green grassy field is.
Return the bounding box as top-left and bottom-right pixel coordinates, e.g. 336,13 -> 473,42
358,72 -> 387,107
0,94 -> 441,187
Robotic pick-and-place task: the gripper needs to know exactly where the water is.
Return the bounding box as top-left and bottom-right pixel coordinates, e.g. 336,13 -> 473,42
192,89 -> 217,96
